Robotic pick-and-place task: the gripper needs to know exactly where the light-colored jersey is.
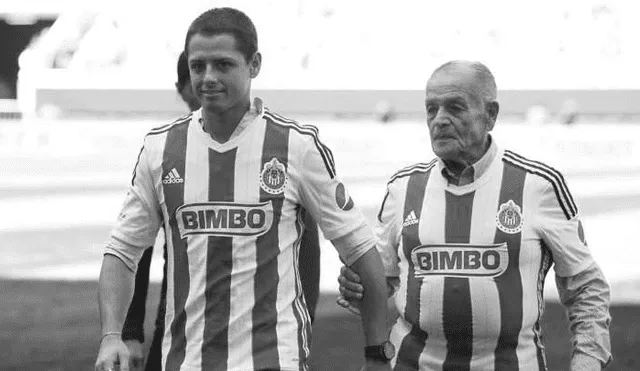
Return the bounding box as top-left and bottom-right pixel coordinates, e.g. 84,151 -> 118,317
376,144 -> 594,371
106,100 -> 373,371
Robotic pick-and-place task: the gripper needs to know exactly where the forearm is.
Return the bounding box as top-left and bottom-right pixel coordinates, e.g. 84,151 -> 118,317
350,248 -> 389,346
99,254 -> 137,336
556,262 -> 612,368
122,247 -> 153,341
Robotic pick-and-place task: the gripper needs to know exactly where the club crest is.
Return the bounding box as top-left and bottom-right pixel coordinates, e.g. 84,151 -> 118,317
259,157 -> 288,194
496,200 -> 523,234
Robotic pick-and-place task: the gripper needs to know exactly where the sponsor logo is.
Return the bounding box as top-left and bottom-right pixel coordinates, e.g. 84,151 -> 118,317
411,243 -> 509,278
259,157 -> 288,194
496,200 -> 523,234
403,210 -> 419,227
335,182 -> 354,211
176,201 -> 273,238
163,168 -> 184,184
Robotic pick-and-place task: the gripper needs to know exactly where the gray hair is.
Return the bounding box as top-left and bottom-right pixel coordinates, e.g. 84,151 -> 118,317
430,60 -> 497,102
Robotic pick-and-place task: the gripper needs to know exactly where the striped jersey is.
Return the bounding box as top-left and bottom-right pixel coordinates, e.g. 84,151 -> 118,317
375,140 -> 595,371
106,99 -> 374,371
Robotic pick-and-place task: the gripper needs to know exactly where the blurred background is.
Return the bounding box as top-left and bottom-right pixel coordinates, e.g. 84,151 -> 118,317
1,0 -> 639,370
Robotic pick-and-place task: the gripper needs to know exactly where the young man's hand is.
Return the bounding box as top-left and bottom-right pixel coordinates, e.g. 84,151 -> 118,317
95,334 -> 131,371
124,339 -> 145,370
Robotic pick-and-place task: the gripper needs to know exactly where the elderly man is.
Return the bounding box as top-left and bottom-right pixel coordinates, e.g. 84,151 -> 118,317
338,60 -> 611,370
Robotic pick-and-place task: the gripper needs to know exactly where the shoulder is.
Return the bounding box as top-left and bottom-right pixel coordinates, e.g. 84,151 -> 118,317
501,149 -> 569,186
139,114 -> 192,152
387,159 -> 438,187
502,149 -> 577,219
262,107 -> 323,143
146,113 -> 192,138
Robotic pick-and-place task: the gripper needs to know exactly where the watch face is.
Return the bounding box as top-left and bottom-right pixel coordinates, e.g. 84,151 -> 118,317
383,341 -> 396,359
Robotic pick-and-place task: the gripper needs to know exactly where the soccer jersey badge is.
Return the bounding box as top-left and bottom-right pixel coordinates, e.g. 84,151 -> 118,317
496,200 -> 523,234
260,157 -> 288,194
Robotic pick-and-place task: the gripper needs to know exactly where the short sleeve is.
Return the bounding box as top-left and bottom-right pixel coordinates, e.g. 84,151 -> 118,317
105,141 -> 162,270
374,179 -> 404,277
537,182 -> 594,277
298,136 -> 368,240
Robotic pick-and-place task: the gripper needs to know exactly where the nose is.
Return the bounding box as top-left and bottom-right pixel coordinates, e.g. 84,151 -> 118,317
429,107 -> 450,127
203,64 -> 219,85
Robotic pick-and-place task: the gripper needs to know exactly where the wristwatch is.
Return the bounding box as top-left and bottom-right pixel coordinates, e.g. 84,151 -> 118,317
364,340 -> 396,363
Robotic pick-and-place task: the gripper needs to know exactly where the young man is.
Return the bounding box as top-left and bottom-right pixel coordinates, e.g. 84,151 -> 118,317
121,50 -> 322,371
95,8 -> 390,371
338,61 -> 612,370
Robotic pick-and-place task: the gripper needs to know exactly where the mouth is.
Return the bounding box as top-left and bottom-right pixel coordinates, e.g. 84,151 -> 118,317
201,90 -> 225,98
434,134 -> 456,140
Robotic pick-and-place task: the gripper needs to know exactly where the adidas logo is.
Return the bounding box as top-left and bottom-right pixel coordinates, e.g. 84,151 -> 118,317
403,210 -> 419,227
162,168 -> 184,184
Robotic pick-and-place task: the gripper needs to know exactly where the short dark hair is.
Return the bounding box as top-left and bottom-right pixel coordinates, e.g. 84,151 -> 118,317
176,51 -> 190,88
184,7 -> 258,62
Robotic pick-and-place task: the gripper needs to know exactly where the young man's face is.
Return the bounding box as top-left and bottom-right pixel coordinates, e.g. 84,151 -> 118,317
187,33 -> 260,114
425,69 -> 496,164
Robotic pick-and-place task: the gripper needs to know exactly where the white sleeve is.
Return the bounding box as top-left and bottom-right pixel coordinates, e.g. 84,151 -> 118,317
297,134 -> 372,264
374,179 -> 404,277
537,182 -> 594,277
105,141 -> 162,271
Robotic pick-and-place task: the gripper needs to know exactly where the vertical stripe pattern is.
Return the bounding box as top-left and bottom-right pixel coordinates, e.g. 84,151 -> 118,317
201,148 -> 237,370
493,162 -> 526,370
253,120 -> 291,369
395,170 -> 430,370
534,242 -> 553,371
442,190 -> 475,371
163,123 -> 190,371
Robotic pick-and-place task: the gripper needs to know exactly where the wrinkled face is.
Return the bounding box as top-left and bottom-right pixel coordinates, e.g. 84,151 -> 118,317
187,33 -> 260,114
425,70 -> 495,163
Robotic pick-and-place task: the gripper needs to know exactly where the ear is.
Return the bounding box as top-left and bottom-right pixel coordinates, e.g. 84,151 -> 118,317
485,100 -> 499,131
249,52 -> 262,78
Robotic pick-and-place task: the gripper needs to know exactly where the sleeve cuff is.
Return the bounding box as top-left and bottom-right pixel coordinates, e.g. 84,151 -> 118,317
330,224 -> 375,266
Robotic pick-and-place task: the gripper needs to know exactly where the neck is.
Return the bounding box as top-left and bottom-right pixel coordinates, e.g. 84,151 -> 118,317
443,137 -> 491,176
202,101 -> 250,143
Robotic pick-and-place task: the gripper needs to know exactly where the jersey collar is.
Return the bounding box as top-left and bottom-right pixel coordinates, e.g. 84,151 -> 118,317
439,135 -> 498,186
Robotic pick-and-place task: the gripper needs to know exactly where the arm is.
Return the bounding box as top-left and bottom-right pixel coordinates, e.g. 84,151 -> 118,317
349,248 -> 389,347
95,254 -> 137,371
556,263 -> 612,369
536,180 -> 612,369
96,140 -> 162,371
121,246 -> 154,368
332,233 -> 390,371
122,246 -> 153,343
298,213 -> 320,323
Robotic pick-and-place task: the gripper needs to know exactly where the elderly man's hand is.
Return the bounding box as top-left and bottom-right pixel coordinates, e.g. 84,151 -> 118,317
336,265 -> 364,315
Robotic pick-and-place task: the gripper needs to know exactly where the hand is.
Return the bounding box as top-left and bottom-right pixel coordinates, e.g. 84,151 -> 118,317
361,359 -> 392,371
95,334 -> 131,371
124,339 -> 145,370
570,351 -> 603,370
336,265 -> 364,315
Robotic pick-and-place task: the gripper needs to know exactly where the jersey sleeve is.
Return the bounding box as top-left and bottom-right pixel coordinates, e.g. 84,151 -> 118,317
536,181 -> 594,277
105,141 -> 162,271
374,179 -> 404,277
297,134 -> 373,265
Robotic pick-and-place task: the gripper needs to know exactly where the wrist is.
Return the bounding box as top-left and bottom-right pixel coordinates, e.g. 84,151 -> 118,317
364,340 -> 395,363
101,331 -> 122,342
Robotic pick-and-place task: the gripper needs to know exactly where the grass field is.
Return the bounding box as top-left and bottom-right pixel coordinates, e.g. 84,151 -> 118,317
1,279 -> 638,371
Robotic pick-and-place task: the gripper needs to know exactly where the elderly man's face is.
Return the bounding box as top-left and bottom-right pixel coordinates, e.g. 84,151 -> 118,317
425,70 -> 495,164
